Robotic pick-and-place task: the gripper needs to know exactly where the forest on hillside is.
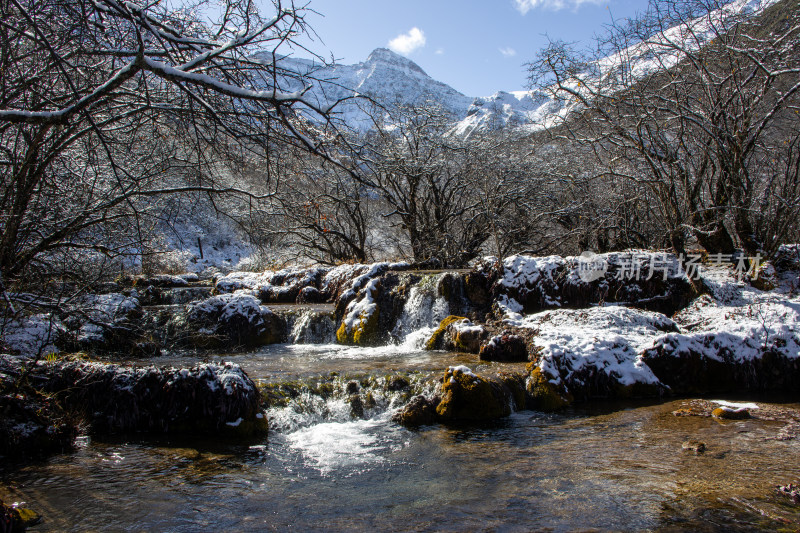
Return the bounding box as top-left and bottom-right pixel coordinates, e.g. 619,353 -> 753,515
0,0 -> 797,293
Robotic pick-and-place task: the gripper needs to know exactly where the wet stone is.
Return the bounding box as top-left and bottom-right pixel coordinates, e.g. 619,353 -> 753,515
682,440 -> 707,454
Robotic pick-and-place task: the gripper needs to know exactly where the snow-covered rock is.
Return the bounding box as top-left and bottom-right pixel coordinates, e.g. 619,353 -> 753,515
511,306 -> 675,402
182,291 -> 286,348
59,293 -> 145,353
37,360 -> 266,436
333,262 -> 411,345
489,251 -> 693,319
642,266 -> 800,393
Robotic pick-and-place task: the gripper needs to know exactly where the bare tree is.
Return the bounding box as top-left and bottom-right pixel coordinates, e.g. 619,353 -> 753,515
350,103 -> 489,267
528,0 -> 800,257
0,0 -> 343,283
268,147 -> 375,265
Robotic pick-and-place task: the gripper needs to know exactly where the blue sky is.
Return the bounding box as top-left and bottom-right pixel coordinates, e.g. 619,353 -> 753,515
291,0 -> 651,97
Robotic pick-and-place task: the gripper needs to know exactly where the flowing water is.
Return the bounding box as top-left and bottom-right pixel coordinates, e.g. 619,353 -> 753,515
3,282 -> 800,531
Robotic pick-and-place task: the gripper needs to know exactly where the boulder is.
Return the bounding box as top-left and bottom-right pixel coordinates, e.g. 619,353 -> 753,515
526,365 -> 573,411
37,360 -> 267,437
750,261 -> 777,291
184,292 -> 286,348
296,286 -> 324,303
488,252 -> 695,318
60,293 -> 146,355
425,316 -> 487,353
451,320 -> 488,353
336,278 -> 382,345
424,315 -> 467,350
435,366 -> 518,421
393,395 -> 439,427
479,332 -> 528,362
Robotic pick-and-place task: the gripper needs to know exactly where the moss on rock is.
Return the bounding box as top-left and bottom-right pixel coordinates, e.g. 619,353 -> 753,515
393,395 -> 439,427
1,503 -> 41,532
435,366 -> 512,421
336,305 -> 380,346
479,332 -> 528,362
336,279 -> 383,346
525,364 -> 573,411
424,315 -> 467,350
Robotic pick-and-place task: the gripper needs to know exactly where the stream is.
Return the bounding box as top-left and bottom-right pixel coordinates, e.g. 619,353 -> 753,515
2,277 -> 800,531
2,340 -> 799,531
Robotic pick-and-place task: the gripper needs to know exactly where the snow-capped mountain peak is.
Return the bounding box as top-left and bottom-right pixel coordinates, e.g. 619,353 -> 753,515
363,48 -> 428,76
277,0 -> 781,135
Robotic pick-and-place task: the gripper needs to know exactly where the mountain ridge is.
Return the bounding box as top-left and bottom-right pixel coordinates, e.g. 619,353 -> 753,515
269,0 -> 781,135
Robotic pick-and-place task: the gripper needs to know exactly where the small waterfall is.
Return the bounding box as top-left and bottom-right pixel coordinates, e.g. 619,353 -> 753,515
392,273 -> 451,346
264,373 -> 438,474
290,309 -> 336,344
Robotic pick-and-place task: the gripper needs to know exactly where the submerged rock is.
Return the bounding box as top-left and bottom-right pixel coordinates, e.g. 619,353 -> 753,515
681,440 -> 707,454
777,484 -> 800,505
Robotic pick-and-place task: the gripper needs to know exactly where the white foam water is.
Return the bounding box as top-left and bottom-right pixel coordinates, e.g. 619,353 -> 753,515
393,273 -> 451,342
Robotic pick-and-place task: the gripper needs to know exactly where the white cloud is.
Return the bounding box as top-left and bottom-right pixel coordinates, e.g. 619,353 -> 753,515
435,48 -> 445,55
513,0 -> 604,14
388,27 -> 426,56
499,47 -> 517,57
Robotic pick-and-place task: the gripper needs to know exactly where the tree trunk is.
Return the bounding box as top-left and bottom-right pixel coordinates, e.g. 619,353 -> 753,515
693,222 -> 736,256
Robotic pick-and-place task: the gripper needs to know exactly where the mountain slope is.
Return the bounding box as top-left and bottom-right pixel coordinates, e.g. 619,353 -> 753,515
263,0 -> 783,136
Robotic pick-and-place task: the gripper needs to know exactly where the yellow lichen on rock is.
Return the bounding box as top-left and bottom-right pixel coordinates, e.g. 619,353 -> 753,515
336,307 -> 380,345
712,406 -> 751,420
435,366 -> 510,421
424,315 -> 467,351
9,506 -> 41,531
525,364 -> 572,411
750,261 -> 777,291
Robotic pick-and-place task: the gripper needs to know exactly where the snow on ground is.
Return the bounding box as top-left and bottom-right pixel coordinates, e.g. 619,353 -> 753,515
1,313 -> 64,357
651,266 -> 800,363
